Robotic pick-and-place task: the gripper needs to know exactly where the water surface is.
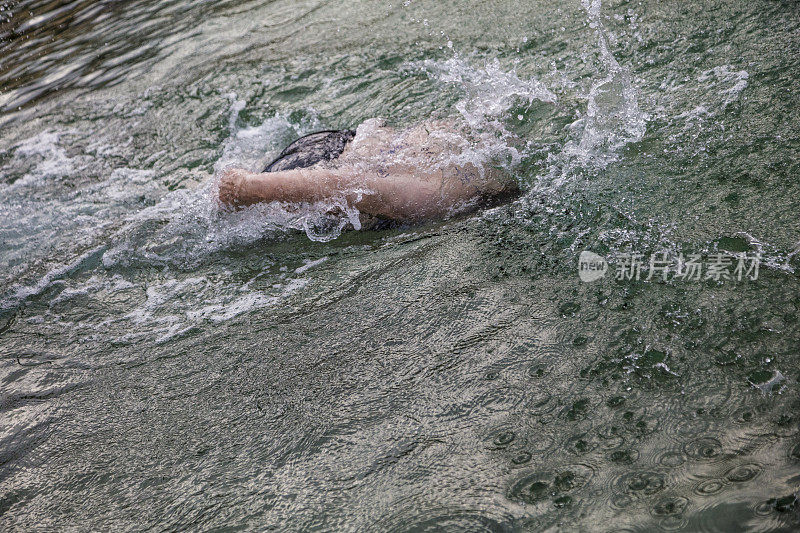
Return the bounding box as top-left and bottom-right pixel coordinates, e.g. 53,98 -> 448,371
1,0 -> 799,530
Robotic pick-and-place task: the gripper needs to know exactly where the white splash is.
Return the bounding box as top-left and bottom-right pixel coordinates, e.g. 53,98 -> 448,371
565,0 -> 647,165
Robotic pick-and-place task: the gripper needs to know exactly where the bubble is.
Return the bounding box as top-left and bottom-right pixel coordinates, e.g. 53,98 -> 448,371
723,463 -> 762,483
683,437 -> 722,460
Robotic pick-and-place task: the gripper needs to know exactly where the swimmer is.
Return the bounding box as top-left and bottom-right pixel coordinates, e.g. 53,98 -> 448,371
217,118 -> 519,222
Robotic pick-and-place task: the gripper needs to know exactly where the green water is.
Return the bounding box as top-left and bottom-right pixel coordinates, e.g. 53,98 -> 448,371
1,0 -> 799,530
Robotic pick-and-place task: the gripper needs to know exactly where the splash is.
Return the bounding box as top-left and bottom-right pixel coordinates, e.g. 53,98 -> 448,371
211,96 -> 357,243
564,0 -> 647,166
407,56 -> 557,171
406,0 -> 647,194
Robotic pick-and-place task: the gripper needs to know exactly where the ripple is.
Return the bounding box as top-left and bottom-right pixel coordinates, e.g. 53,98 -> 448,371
769,413 -> 800,438
610,449 -> 639,465
553,464 -> 594,493
664,412 -> 711,442
753,500 -> 774,517
511,451 -> 532,466
525,389 -> 553,415
683,437 -> 723,461
606,396 -> 626,408
596,424 -> 626,449
610,493 -> 636,510
789,440 -> 800,461
723,463 -> 762,483
489,429 -> 516,448
651,495 -> 689,517
527,364 -> 552,379
731,407 -> 757,425
766,494 -> 798,513
507,472 -> 551,504
390,511 -> 513,532
656,515 -> 689,531
614,470 -> 667,496
655,450 -> 686,468
565,432 -> 599,455
572,335 -> 590,347
693,479 -> 726,496
562,398 -> 591,421
507,464 -> 594,505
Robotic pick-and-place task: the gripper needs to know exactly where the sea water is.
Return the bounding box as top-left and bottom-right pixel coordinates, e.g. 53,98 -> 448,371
1,0 -> 799,530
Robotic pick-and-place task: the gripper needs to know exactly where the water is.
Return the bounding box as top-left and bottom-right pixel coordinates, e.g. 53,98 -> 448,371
1,0 -> 799,530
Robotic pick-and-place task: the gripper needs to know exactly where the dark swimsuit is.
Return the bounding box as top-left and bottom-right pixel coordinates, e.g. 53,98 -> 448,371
263,129 -> 356,173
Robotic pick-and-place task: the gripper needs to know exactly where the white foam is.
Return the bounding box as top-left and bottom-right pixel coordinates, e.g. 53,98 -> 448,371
699,65 -> 749,106
3,130 -> 78,189
295,257 -> 329,274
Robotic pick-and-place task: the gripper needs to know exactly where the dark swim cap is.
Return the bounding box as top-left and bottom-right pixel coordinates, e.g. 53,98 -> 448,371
263,129 -> 356,173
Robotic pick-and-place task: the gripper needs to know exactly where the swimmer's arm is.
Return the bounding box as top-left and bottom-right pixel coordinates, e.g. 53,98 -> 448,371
218,166 -> 514,220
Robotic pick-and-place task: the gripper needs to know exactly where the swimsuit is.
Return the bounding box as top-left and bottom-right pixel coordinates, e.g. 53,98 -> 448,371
263,129 -> 356,173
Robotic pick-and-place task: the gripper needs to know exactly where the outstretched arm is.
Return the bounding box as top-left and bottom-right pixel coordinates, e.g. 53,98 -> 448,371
218,163 -> 516,221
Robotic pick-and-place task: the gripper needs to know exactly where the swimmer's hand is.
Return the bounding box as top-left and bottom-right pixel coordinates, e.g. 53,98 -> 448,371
217,169 -> 248,207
